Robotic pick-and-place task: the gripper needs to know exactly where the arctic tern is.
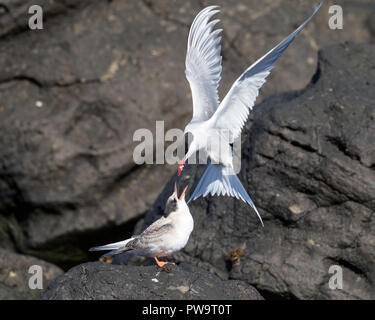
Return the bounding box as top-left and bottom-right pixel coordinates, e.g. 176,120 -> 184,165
177,3 -> 322,226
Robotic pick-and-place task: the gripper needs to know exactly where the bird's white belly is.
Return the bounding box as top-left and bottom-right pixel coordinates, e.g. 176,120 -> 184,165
189,126 -> 233,167
206,132 -> 233,167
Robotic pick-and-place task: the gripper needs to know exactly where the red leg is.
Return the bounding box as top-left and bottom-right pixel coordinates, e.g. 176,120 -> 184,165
154,257 -> 175,267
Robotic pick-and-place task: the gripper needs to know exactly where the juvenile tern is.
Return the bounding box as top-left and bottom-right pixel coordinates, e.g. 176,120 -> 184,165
89,184 -> 193,267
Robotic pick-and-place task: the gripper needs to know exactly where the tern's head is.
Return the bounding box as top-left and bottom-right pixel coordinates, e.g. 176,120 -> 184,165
164,183 -> 188,216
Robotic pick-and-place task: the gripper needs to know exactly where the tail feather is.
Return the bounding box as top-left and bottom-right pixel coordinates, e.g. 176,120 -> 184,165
99,247 -> 131,258
89,238 -> 134,256
188,164 -> 264,226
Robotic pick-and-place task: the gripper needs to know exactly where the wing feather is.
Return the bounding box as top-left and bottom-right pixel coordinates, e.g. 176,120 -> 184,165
127,217 -> 173,250
186,6 -> 223,121
208,2 -> 322,142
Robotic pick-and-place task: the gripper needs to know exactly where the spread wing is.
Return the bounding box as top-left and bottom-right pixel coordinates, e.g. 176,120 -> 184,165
185,6 -> 223,121
208,2 -> 322,142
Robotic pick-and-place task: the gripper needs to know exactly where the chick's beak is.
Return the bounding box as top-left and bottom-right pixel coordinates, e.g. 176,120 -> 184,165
173,182 -> 178,198
179,185 -> 188,200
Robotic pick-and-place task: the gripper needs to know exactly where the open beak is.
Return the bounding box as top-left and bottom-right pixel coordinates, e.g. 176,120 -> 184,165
179,185 -> 188,200
173,182 -> 178,198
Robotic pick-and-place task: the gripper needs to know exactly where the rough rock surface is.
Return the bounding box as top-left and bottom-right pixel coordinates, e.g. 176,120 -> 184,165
0,0 -> 374,268
41,261 -> 263,300
140,42 -> 375,300
0,249 -> 63,300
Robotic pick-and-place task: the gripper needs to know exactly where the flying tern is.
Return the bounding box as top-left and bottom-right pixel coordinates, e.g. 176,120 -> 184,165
177,3 -> 322,226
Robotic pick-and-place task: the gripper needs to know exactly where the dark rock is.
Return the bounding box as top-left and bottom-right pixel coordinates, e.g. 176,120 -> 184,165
0,1 -> 94,38
141,42 -> 375,300
0,249 -> 63,300
41,261 -> 263,300
0,0 -> 373,268
0,0 -> 185,266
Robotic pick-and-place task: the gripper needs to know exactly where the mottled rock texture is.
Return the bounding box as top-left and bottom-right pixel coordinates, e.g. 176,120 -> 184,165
42,261 -> 263,300
0,249 -> 62,299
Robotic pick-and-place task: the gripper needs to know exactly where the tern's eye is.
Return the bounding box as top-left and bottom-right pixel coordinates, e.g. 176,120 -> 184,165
164,198 -> 178,216
168,198 -> 177,206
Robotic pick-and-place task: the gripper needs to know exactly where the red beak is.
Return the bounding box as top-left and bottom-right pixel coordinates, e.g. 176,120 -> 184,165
178,159 -> 185,176
179,185 -> 188,200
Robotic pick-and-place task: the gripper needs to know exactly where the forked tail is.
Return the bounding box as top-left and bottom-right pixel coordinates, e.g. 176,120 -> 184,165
188,164 -> 264,226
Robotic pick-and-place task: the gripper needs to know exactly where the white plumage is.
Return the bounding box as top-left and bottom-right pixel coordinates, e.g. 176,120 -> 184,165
178,3 -> 323,226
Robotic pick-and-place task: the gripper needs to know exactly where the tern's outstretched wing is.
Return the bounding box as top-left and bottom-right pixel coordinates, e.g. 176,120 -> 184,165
185,6 -> 223,121
208,2 -> 322,142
